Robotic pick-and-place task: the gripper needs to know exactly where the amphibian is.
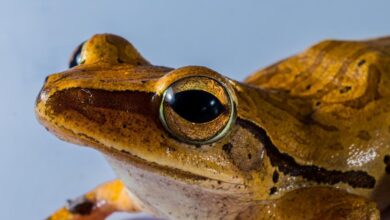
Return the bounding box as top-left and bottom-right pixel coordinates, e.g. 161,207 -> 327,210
36,34 -> 390,220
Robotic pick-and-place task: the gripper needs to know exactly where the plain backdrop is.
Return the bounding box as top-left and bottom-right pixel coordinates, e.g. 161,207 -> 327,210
0,0 -> 389,219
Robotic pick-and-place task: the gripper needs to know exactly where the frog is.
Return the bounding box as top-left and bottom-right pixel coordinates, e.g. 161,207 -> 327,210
35,33 -> 390,220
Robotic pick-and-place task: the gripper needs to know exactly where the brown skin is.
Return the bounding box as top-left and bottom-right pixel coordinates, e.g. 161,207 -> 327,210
36,34 -> 390,219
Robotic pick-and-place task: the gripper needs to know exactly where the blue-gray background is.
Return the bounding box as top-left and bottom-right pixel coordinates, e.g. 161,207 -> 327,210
1,0 -> 389,219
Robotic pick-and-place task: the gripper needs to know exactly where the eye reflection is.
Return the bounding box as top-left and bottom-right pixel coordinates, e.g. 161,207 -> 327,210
164,88 -> 225,123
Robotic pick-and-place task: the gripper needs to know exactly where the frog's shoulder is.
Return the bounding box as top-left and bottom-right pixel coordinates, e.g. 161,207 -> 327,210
245,37 -> 390,102
240,37 -> 390,171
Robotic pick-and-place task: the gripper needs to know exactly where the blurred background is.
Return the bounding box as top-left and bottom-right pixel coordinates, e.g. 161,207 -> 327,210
1,0 -> 389,219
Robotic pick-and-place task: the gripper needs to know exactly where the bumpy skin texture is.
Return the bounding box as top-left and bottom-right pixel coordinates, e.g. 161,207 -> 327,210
36,34 -> 390,220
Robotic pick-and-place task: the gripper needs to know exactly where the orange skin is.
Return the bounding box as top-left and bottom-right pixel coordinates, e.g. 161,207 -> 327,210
48,180 -> 139,220
36,34 -> 390,219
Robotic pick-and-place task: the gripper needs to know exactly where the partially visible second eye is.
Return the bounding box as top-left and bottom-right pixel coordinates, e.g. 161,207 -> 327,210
160,76 -> 235,144
69,41 -> 85,68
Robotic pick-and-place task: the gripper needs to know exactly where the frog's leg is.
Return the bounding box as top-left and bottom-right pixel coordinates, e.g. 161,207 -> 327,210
237,187 -> 380,220
47,179 -> 141,220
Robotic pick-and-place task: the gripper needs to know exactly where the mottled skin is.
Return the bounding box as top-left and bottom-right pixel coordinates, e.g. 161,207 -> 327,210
35,34 -> 390,219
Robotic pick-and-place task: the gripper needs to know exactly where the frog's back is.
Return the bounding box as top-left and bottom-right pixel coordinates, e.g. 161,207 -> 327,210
243,37 -> 390,209
245,37 -> 390,104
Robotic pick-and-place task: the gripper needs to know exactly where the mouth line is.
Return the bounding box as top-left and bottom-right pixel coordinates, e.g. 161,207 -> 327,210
103,145 -> 247,189
61,126 -> 242,187
106,146 -> 212,182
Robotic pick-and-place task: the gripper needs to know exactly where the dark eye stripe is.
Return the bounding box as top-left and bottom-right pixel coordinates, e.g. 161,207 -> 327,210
69,41 -> 85,68
165,89 -> 225,123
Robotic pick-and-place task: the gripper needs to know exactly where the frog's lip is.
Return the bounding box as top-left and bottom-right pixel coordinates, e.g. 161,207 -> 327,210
103,145 -> 216,183
100,144 -> 247,190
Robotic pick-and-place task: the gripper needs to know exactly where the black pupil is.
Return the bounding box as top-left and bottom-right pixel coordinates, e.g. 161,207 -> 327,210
165,89 -> 225,123
69,42 -> 85,68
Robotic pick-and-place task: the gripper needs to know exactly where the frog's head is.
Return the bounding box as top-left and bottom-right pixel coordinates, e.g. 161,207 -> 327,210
36,34 -> 267,201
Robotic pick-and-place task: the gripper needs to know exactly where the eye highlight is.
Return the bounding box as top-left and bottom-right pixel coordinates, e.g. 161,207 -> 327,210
159,76 -> 235,144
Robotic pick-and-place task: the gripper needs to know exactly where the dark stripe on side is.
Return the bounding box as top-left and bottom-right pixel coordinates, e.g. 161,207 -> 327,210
237,118 -> 376,189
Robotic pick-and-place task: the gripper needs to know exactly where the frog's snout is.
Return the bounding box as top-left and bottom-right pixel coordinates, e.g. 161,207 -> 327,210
35,71 -> 161,151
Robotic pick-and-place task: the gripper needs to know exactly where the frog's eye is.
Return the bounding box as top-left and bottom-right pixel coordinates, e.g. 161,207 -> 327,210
159,76 -> 236,144
69,41 -> 85,68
